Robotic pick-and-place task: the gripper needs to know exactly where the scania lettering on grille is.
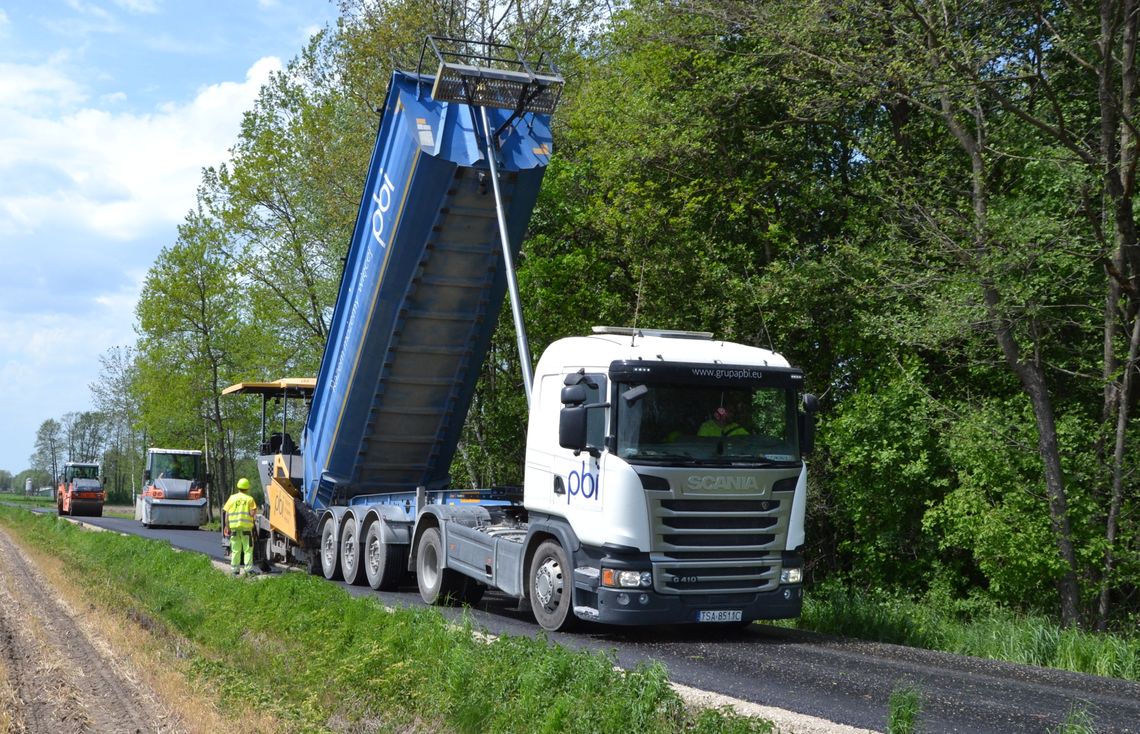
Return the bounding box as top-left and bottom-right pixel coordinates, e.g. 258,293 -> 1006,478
686,475 -> 759,491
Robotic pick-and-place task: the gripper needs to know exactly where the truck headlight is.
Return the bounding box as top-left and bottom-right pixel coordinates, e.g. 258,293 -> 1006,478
602,568 -> 651,588
780,567 -> 803,584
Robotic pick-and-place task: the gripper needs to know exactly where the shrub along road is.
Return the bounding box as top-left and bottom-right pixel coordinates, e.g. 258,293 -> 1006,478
50,510 -> 1140,733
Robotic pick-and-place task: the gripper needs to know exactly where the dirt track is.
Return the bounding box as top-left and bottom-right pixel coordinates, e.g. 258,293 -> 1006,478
0,526 -> 183,733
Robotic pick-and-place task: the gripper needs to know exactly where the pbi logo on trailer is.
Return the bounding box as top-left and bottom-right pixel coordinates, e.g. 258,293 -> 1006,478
567,461 -> 601,506
370,171 -> 396,249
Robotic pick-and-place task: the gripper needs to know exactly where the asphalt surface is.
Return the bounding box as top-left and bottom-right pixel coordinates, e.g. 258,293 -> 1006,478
32,507 -> 1140,733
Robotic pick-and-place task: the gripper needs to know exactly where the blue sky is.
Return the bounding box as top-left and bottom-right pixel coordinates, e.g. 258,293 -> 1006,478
0,0 -> 339,474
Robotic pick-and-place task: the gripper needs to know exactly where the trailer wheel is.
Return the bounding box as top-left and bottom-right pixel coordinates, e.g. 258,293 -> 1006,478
364,521 -> 404,591
416,526 -> 465,605
340,516 -> 366,585
319,518 -> 342,581
529,540 -> 578,632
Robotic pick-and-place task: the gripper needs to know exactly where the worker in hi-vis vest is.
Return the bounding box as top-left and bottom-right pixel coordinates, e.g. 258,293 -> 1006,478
223,477 -> 258,576
698,406 -> 749,437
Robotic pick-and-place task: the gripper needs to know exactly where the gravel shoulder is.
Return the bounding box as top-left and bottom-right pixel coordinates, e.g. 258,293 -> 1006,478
0,525 -> 185,733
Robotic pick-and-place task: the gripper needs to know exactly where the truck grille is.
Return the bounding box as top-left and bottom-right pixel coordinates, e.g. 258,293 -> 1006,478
649,497 -> 790,595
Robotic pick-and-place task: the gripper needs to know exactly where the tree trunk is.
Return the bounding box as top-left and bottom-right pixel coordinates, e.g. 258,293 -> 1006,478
938,73 -> 1083,625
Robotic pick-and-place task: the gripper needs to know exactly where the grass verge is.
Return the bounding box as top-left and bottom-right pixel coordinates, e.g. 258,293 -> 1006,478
0,505 -> 774,734
795,581 -> 1140,681
886,684 -> 921,734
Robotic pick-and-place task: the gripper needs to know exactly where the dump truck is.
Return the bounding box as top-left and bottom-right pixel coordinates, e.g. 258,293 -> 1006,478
57,461 -> 104,517
224,37 -> 817,631
135,448 -> 209,528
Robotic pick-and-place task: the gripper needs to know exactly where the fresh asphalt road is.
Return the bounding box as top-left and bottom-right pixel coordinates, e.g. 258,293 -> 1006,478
36,508 -> 1140,733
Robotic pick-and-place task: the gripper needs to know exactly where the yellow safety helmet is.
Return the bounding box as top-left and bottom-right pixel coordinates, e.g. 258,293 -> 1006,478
236,477 -> 251,490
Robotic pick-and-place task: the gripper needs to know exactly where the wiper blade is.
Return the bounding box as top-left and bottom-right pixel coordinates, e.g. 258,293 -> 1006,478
629,454 -> 700,465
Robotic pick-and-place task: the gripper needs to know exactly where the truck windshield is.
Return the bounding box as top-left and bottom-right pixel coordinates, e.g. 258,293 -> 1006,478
615,383 -> 800,466
68,465 -> 99,480
151,454 -> 200,480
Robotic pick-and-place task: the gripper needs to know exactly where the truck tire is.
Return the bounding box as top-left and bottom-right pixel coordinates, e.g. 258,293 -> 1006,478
364,521 -> 404,591
319,518 -> 342,581
416,526 -> 466,605
529,539 -> 578,632
340,516 -> 366,585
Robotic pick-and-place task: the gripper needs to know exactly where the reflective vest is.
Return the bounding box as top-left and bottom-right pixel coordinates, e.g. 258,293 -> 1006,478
698,420 -> 748,437
224,491 -> 256,532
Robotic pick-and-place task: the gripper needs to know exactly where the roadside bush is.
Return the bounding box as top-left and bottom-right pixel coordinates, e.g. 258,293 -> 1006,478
798,578 -> 1140,681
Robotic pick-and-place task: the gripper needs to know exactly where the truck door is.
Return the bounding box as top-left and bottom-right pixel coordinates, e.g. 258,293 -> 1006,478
551,372 -> 607,522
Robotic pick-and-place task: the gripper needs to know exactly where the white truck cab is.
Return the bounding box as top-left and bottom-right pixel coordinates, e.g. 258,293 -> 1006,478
507,327 -> 815,628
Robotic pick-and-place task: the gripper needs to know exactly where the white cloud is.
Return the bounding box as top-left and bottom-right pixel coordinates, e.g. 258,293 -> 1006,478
0,55 -> 283,242
0,61 -> 87,112
113,0 -> 160,13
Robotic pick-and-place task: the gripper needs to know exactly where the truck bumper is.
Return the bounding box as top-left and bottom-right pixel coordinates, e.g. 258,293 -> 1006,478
586,584 -> 803,626
569,545 -> 805,626
68,499 -> 104,516
137,497 -> 208,528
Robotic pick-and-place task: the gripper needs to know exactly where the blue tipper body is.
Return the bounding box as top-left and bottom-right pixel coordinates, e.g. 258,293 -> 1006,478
302,70 -> 554,509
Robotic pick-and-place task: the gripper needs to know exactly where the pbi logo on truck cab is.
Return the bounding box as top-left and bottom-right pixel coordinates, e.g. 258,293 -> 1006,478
567,461 -> 601,507
370,171 -> 397,249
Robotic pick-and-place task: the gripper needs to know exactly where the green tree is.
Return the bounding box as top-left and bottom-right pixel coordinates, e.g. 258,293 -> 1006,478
201,32 -> 359,375
31,419 -> 64,484
688,0 -> 1140,626
60,410 -> 107,463
91,346 -> 145,503
134,208 -> 267,518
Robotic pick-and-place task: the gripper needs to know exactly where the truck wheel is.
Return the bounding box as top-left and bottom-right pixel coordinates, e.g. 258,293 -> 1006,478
319,518 -> 342,581
529,540 -> 578,632
340,516 -> 365,585
416,526 -> 465,605
364,521 -> 404,591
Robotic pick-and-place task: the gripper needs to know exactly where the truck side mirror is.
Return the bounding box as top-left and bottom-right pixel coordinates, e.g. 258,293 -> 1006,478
559,405 -> 588,452
143,469 -> 151,481
561,385 -> 588,405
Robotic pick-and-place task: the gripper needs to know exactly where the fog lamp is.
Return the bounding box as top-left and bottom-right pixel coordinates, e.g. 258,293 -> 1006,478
780,567 -> 803,584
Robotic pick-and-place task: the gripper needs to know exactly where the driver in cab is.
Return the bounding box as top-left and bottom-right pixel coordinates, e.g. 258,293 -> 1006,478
698,406 -> 748,437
